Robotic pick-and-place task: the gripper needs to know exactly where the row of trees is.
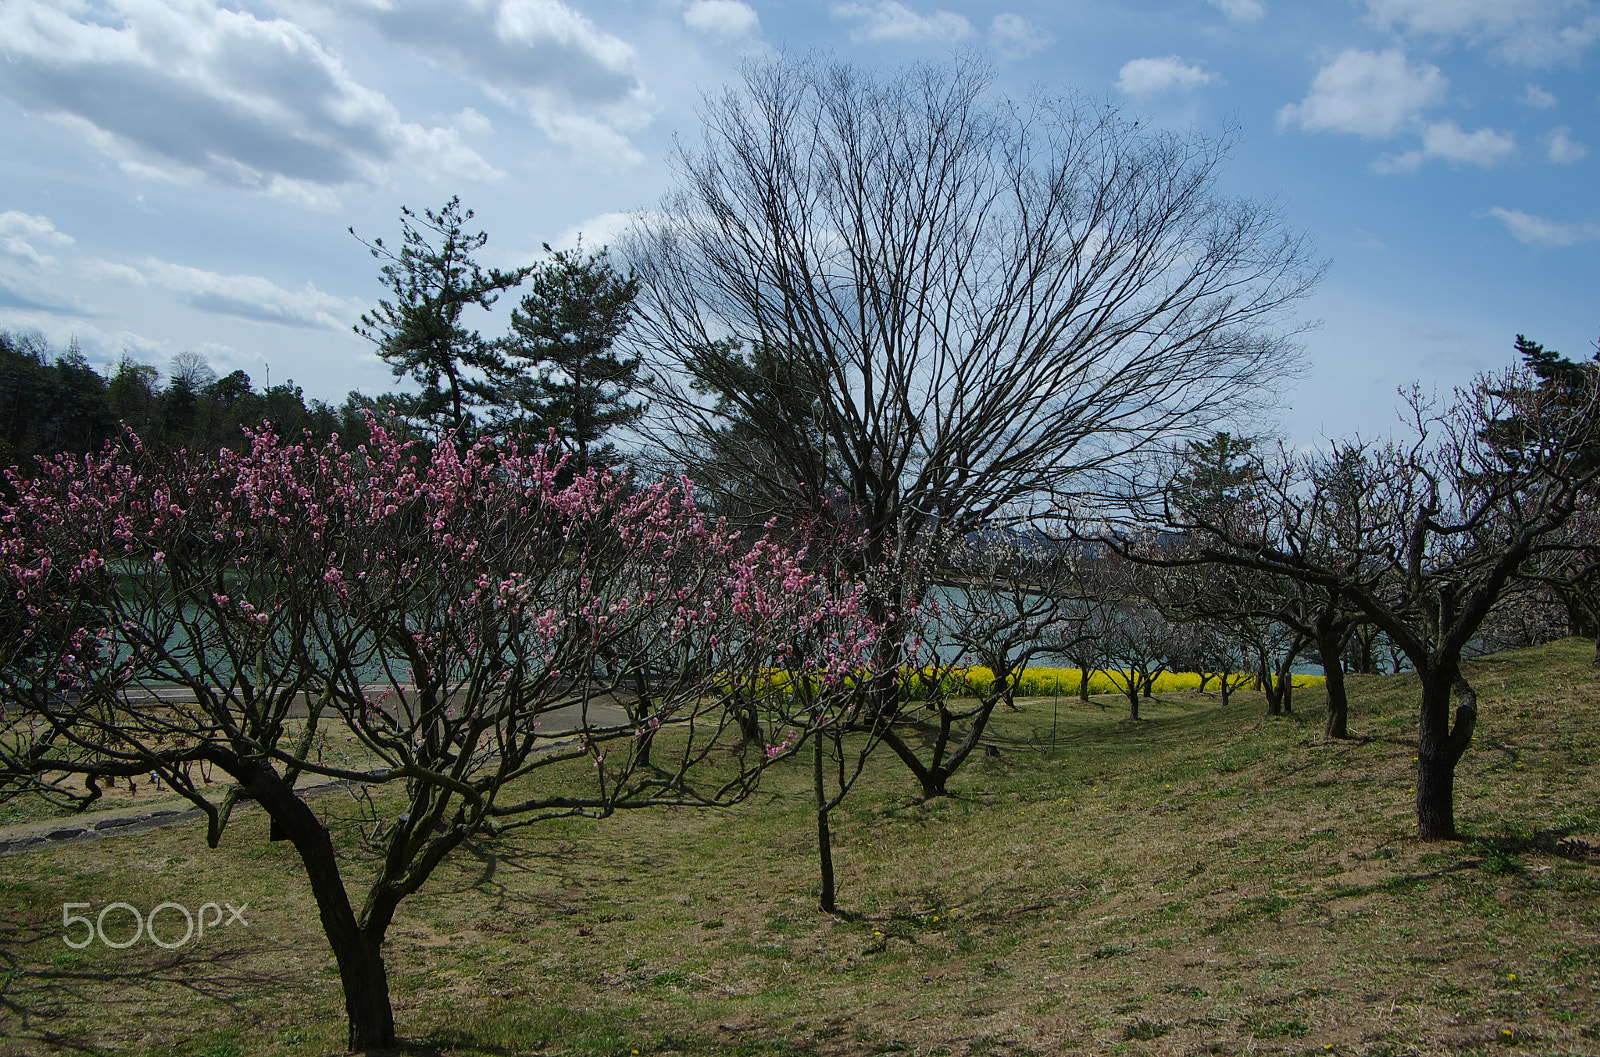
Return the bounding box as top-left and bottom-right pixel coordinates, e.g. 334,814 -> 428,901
2,53 -> 1597,1051
0,331 -> 354,463
1126,340 -> 1600,839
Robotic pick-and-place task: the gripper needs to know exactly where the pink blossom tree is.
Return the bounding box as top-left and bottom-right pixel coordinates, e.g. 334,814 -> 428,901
0,420 -> 874,1051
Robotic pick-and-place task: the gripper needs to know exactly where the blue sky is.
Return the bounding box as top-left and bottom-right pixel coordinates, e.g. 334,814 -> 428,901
1,0 -> 1595,444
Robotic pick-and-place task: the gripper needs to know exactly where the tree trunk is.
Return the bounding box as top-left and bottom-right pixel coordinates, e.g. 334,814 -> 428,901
877,724 -> 946,798
1556,583 -> 1600,641
732,694 -> 761,745
632,727 -> 655,770
1078,668 -> 1090,702
1318,621 -> 1350,739
254,773 -> 396,1050
1126,683 -> 1140,721
340,939 -> 397,1052
1593,636 -> 1599,669
814,734 -> 836,914
933,691 -> 1002,790
1415,669 -> 1478,841
1321,663 -> 1349,739
1347,626 -> 1379,675
1261,662 -> 1282,716
631,674 -> 660,766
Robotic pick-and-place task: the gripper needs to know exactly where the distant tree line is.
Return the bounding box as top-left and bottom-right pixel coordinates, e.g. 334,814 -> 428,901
0,330 -> 364,467
0,211 -> 646,474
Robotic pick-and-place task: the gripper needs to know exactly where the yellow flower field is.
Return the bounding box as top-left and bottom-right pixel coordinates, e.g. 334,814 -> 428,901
902,665 -> 1325,699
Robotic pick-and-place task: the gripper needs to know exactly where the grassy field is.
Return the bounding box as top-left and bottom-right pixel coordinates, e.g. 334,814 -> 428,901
1,638 -> 1597,1056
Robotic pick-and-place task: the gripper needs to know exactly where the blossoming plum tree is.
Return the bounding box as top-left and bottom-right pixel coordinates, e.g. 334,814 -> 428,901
0,420 -> 874,1050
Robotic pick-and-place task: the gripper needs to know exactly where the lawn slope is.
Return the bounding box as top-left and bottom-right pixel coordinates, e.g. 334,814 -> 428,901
1,638 -> 1597,1056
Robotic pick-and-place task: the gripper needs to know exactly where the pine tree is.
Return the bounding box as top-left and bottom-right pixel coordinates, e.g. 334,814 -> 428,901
501,242 -> 644,466
353,198 -> 533,440
1169,432 -> 1260,525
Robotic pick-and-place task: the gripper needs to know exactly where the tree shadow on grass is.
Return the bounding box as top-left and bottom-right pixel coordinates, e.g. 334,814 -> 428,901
0,918 -> 322,1053
408,1013 -> 825,1057
1464,825 -> 1593,862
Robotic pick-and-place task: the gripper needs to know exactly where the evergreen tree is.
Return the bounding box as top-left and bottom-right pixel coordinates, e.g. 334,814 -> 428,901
42,340 -> 114,455
353,197 -> 534,440
1169,432 -> 1260,526
0,332 -> 114,462
679,338 -> 835,521
1492,334 -> 1600,642
501,242 -> 644,465
0,331 -> 50,465
106,356 -> 160,436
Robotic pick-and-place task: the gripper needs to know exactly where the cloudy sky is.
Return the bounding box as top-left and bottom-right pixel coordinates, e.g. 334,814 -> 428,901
1,0 -> 1595,443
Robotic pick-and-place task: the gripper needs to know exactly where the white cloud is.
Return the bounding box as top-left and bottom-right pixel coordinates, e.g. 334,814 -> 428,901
989,13 -> 1053,58
1370,151 -> 1425,174
683,0 -> 760,41
1421,120 -> 1517,164
1366,0 -> 1600,66
1116,56 -> 1216,96
77,258 -> 148,286
0,211 -> 85,314
1276,48 -> 1446,139
1489,207 -> 1600,246
830,1 -> 973,44
89,256 -> 358,330
0,214 -> 359,329
0,212 -> 85,313
145,262 -> 354,330
1207,0 -> 1267,23
1369,0 -> 1538,36
346,0 -> 653,165
1372,120 -> 1517,172
548,211 -> 637,253
0,211 -> 74,268
1546,126 -> 1589,163
1521,83 -> 1558,107
0,0 -> 496,201
533,110 -> 646,167
455,107 -> 495,137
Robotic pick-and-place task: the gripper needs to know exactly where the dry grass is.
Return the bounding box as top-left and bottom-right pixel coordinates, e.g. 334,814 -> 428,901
1,638 -> 1598,1056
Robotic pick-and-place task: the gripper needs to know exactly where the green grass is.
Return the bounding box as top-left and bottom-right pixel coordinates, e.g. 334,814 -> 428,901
0,638 -> 1596,1056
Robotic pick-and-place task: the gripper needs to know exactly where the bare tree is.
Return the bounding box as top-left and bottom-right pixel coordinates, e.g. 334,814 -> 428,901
1127,360 -> 1600,839
167,350 -> 216,390
627,55 -> 1321,788
1095,605 -> 1172,721
898,523 -> 1096,794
